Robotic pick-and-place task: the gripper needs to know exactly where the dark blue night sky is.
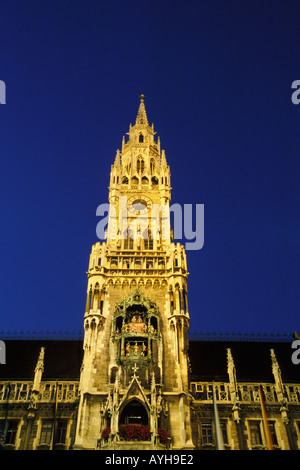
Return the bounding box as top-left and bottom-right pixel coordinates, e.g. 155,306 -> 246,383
0,0 -> 299,337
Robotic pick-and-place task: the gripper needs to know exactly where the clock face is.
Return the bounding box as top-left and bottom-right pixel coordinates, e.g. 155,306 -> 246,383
128,196 -> 152,214
129,199 -> 147,214
133,199 -> 147,210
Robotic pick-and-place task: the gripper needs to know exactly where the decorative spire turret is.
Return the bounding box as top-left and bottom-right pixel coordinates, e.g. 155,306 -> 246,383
114,149 -> 121,167
32,347 -> 45,393
135,94 -> 148,126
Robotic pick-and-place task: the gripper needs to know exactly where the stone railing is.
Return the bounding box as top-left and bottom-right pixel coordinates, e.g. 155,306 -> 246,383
190,382 -> 232,402
190,381 -> 300,405
0,381 -> 33,402
38,381 -> 80,402
0,381 -> 80,403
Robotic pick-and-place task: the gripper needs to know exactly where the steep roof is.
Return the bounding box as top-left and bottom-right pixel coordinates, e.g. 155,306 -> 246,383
188,340 -> 300,383
0,339 -> 299,384
0,340 -> 83,380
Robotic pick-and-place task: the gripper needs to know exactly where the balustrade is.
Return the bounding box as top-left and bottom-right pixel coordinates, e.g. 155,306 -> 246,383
0,381 -> 79,403
191,381 -> 300,404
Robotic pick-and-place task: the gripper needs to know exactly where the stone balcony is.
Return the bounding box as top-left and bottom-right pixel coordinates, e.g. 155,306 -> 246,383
190,381 -> 300,405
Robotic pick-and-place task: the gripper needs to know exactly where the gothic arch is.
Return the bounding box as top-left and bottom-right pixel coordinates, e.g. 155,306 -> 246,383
119,398 -> 149,426
136,155 -> 145,174
150,158 -> 155,175
110,366 -> 118,384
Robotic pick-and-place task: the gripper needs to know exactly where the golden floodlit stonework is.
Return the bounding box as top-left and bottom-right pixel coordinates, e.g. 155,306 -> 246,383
74,95 -> 193,450
0,97 -> 300,451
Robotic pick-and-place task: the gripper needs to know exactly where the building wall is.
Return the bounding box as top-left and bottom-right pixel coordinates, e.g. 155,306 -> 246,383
1,373 -> 300,449
1,98 -> 299,451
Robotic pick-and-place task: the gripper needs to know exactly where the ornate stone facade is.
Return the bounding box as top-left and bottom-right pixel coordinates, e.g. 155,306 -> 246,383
0,97 -> 299,451
74,95 -> 193,450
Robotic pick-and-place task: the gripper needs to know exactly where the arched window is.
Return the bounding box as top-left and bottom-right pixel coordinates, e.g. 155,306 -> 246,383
122,176 -> 128,185
150,159 -> 155,175
139,134 -> 144,143
110,367 -> 118,384
144,229 -> 153,250
131,176 -> 139,186
124,230 -> 134,250
120,400 -> 148,425
137,157 -> 145,174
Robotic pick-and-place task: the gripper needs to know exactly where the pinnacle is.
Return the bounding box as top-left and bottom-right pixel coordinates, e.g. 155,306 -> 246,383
135,94 -> 148,126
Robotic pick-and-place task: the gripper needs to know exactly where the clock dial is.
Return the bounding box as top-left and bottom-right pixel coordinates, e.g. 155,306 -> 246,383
128,196 -> 152,214
132,199 -> 147,211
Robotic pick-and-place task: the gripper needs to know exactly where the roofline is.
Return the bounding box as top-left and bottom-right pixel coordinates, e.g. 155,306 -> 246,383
0,329 -> 296,343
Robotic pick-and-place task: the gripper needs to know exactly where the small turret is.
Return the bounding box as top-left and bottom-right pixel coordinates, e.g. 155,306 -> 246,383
135,94 -> 149,126
32,347 -> 45,393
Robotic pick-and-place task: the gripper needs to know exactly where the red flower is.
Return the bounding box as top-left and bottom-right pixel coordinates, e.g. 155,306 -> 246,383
158,428 -> 168,443
119,424 -> 150,441
101,427 -> 111,440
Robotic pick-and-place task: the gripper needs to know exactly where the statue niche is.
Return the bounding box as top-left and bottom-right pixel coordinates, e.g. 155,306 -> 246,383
112,292 -> 160,375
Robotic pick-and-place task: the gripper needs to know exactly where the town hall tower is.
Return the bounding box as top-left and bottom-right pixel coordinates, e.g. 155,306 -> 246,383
74,96 -> 194,450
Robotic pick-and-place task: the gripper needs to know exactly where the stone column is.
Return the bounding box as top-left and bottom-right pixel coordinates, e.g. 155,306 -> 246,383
85,290 -> 91,313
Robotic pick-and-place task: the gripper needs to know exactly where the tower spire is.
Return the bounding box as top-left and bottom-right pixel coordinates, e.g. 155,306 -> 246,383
32,347 -> 45,393
135,94 -> 148,126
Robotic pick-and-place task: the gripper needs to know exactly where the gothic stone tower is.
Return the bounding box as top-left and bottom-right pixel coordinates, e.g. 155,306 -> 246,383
74,96 -> 194,450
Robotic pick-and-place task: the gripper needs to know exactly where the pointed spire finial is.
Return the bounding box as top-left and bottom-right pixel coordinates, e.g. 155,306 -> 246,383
136,94 -> 148,126
32,347 -> 45,393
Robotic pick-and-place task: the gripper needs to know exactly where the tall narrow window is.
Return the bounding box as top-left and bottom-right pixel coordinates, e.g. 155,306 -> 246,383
137,157 -> 145,174
5,421 -> 19,445
220,421 -> 228,445
249,421 -> 262,446
268,421 -> 278,447
40,420 -> 53,445
139,134 -> 144,143
124,232 -> 134,250
150,158 -> 155,175
144,237 -> 153,250
55,420 -> 68,444
201,422 -> 213,445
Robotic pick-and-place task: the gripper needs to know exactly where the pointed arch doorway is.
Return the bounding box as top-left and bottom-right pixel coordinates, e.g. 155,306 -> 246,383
120,400 -> 148,425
